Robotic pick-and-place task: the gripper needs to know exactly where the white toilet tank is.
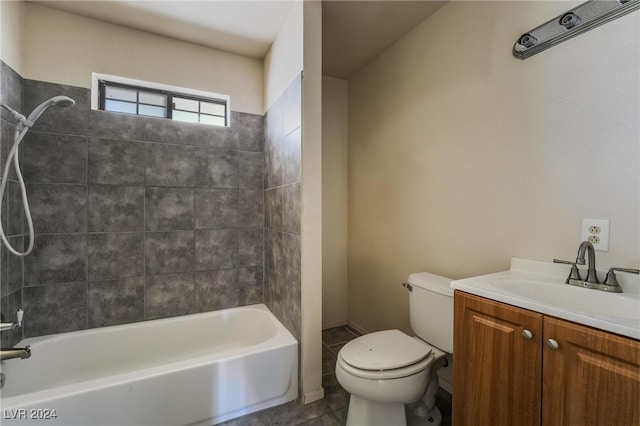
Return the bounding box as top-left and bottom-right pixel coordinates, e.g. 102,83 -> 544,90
407,272 -> 454,353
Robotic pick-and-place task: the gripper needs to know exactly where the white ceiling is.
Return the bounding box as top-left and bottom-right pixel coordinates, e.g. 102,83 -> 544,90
30,0 -> 447,80
30,0 -> 295,58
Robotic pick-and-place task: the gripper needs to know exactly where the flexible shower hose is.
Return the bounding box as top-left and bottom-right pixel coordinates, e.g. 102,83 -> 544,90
0,96 -> 74,257
0,125 -> 35,256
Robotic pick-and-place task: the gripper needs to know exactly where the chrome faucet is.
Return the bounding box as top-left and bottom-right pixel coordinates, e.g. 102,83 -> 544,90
554,241 -> 639,293
0,309 -> 31,361
575,241 -> 599,284
0,309 -> 23,332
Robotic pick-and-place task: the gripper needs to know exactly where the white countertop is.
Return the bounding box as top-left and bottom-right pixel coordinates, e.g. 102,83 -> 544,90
451,258 -> 640,340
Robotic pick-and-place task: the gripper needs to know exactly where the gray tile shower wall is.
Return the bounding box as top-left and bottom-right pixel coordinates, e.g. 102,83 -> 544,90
0,68 -> 266,340
0,61 -> 24,348
264,74 -> 302,342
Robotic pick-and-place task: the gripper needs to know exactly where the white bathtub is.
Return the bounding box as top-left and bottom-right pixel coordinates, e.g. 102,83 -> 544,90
0,304 -> 298,426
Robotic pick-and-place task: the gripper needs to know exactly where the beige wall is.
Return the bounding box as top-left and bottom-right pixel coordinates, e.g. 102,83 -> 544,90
348,1 -> 640,334
300,0 -> 323,404
0,0 -> 24,73
263,1 -> 303,111
22,3 -> 263,114
263,0 -> 321,404
322,75 -> 348,329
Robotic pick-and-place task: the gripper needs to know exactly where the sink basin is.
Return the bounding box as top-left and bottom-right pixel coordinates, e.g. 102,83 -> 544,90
491,276 -> 640,328
451,258 -> 640,339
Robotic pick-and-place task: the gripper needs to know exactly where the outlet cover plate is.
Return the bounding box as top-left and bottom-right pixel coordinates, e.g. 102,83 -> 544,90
581,218 -> 609,251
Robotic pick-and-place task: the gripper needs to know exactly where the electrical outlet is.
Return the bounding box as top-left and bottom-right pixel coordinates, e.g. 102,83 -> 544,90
581,219 -> 609,251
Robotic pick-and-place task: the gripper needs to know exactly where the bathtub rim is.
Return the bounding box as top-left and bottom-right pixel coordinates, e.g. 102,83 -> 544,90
15,303 -> 291,347
1,303 -> 298,408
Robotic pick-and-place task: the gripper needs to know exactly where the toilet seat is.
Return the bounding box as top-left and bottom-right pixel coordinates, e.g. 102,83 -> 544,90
338,330 -> 434,380
338,352 -> 434,380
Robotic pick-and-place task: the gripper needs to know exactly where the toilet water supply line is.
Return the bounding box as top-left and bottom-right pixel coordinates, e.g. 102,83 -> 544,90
0,96 -> 75,256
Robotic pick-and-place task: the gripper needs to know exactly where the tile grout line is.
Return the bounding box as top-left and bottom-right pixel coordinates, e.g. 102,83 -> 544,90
84,134 -> 89,330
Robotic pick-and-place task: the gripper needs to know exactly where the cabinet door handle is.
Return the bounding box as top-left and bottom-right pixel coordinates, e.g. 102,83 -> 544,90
522,329 -> 533,339
547,339 -> 559,349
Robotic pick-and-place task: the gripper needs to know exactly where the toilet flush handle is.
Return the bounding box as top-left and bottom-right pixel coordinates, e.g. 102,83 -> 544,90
402,282 -> 413,292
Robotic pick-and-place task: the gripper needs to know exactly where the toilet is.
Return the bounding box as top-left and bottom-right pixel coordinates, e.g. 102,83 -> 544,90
335,272 -> 454,426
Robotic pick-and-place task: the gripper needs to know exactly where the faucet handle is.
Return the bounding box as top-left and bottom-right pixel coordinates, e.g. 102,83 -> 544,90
603,267 -> 640,287
553,259 -> 582,283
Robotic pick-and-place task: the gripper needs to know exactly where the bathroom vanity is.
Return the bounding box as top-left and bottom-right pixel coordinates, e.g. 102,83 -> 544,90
450,258 -> 640,426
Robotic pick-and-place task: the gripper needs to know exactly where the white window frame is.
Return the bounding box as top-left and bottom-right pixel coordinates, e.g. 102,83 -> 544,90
91,72 -> 231,127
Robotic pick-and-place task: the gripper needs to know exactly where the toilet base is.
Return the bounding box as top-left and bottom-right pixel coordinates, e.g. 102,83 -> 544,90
407,403 -> 442,426
407,357 -> 444,426
346,394 -> 407,426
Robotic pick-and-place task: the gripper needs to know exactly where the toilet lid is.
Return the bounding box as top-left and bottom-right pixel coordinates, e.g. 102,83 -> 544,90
340,330 -> 432,371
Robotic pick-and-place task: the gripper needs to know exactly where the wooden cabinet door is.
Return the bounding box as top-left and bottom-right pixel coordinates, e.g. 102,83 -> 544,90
543,316 -> 640,426
453,291 -> 543,426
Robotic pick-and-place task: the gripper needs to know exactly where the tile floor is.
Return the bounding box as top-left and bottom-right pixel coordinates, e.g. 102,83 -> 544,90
219,326 -> 452,426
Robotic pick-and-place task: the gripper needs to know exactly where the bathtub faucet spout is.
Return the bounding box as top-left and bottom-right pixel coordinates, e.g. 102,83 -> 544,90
0,345 -> 31,361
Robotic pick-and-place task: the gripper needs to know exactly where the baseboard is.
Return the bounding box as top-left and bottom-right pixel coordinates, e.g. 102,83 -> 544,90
322,319 -> 347,330
439,378 -> 452,394
301,387 -> 325,405
346,320 -> 369,335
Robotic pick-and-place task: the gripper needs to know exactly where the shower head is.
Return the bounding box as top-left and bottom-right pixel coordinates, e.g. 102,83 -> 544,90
51,96 -> 75,108
24,95 -> 75,128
